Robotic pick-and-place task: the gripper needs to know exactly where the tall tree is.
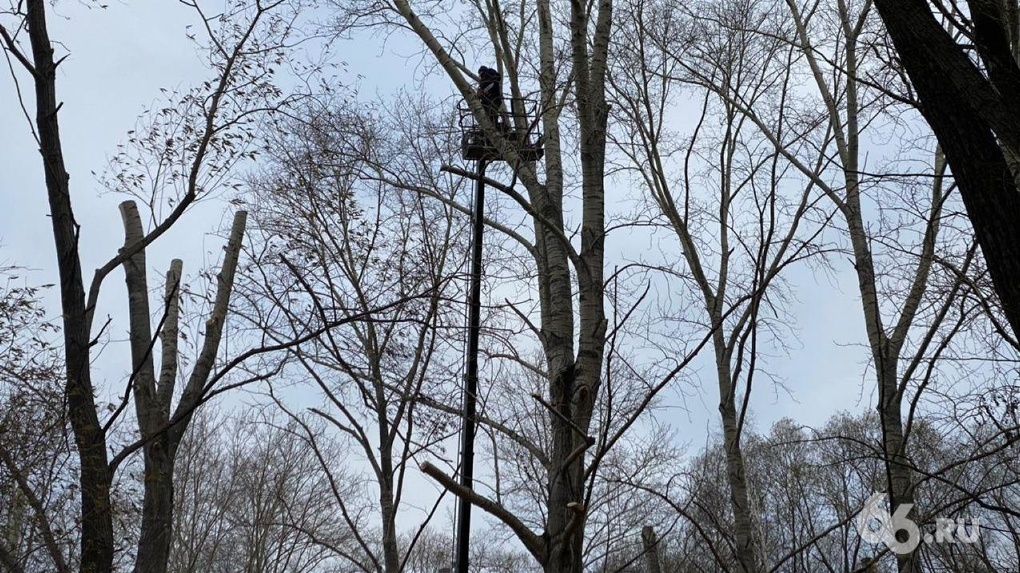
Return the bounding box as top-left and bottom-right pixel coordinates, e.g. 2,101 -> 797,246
239,97 -> 464,573
608,0 -> 830,568
326,0 -> 615,569
0,2 -> 341,571
870,0 -> 1020,342
169,409 -> 357,573
777,2 -> 983,569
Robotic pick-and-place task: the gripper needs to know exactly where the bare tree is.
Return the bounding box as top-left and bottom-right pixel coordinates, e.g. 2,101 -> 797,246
607,0 -> 833,569
868,0 -> 1020,340
7,2 -> 1020,573
600,2 -> 1010,572
776,2 -> 982,569
237,97 -> 465,573
0,2 -> 350,572
169,408 -> 357,573
625,1 -> 992,571
119,202 -> 247,573
663,410 -> 1020,572
322,0 -> 619,568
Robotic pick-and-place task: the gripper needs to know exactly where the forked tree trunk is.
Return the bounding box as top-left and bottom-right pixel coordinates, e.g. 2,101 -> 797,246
121,202 -> 246,573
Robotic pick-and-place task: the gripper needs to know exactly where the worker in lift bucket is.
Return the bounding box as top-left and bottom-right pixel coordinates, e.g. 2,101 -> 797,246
476,66 -> 507,133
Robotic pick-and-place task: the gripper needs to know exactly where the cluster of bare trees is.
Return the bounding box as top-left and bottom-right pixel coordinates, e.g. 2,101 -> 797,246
3,0 -> 1020,572
597,411 -> 1018,572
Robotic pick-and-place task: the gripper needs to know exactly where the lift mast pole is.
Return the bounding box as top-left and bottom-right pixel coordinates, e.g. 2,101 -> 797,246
454,158 -> 486,573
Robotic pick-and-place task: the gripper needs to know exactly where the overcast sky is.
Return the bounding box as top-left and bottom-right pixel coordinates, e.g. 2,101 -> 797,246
0,0 -> 880,541
0,0 -> 877,429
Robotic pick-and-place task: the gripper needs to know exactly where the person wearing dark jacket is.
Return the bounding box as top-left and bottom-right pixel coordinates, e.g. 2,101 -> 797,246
476,66 -> 504,131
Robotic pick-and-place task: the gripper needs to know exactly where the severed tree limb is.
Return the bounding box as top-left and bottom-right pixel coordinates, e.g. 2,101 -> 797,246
559,436 -> 595,475
550,501 -> 586,552
641,526 -> 662,573
168,210 -> 247,450
120,201 -> 161,437
156,259 -> 183,419
531,393 -> 588,439
419,461 -> 546,561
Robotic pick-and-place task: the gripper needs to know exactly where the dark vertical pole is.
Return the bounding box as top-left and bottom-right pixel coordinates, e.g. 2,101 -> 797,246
455,159 -> 486,573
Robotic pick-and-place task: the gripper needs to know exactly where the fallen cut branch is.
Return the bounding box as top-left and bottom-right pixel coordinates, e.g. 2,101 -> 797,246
419,461 -> 546,561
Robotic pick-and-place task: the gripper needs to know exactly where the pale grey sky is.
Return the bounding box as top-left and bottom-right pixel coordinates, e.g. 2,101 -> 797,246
0,0 -> 877,436
0,0 -> 884,553
1,2 -> 225,397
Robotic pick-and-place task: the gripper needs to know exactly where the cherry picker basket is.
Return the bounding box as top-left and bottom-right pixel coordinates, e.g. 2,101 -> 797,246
458,97 -> 544,162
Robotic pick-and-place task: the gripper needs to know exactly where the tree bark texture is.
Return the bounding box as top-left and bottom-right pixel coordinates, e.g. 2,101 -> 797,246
873,0 -> 1020,341
121,202 -> 246,573
641,526 -> 662,573
25,1 -> 114,571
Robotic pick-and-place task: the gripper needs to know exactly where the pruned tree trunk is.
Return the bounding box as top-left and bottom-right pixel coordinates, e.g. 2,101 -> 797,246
641,526 -> 662,573
121,202 -> 246,573
541,1 -> 611,571
5,1 -> 295,571
120,201 -> 177,573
